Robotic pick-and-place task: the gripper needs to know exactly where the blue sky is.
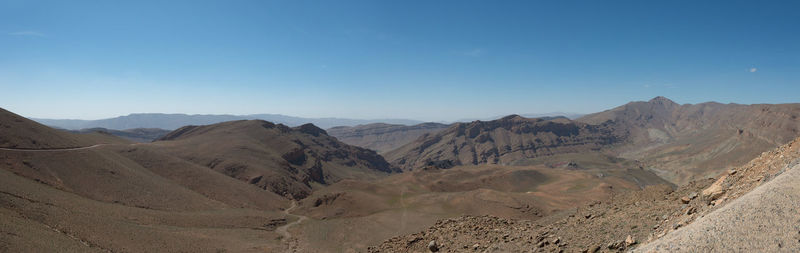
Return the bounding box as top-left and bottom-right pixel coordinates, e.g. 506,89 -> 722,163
1,0 -> 798,121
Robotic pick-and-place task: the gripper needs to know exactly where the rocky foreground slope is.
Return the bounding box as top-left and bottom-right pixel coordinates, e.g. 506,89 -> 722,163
371,136 -> 800,252
636,135 -> 800,252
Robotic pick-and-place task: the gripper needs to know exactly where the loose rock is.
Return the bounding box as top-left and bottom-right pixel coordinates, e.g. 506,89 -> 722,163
624,235 -> 636,247
427,240 -> 438,252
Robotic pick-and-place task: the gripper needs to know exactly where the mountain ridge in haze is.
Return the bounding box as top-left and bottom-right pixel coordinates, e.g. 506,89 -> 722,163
454,112 -> 584,123
33,113 -> 424,130
69,127 -> 171,142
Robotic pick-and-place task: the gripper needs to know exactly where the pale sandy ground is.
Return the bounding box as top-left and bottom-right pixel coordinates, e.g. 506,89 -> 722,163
636,163 -> 800,252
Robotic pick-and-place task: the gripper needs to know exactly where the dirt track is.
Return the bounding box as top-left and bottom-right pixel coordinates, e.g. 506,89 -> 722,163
636,163 -> 800,252
0,144 -> 107,152
275,201 -> 309,252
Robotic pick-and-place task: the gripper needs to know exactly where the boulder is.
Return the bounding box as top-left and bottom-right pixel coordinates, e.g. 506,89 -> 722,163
625,235 -> 637,247
702,174 -> 728,201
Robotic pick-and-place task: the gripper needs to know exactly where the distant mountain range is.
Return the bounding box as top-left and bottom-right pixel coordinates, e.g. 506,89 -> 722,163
32,112 -> 584,131
68,128 -> 172,143
454,112 -> 584,122
32,113 -> 425,130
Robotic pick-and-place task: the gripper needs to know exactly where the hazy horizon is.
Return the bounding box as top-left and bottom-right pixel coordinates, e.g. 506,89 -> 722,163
16,95 -> 789,123
26,109 -> 586,123
3,1 -> 799,121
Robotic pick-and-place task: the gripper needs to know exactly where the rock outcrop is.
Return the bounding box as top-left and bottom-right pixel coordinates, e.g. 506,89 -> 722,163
384,115 -> 622,171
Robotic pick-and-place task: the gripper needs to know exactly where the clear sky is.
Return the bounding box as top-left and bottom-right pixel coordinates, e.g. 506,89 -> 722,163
1,0 -> 798,121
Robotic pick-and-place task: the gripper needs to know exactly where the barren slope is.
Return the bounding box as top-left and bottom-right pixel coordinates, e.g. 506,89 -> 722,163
0,108 -> 293,252
0,108 -> 89,149
154,120 -> 399,199
0,168 -> 289,252
290,164 -> 659,252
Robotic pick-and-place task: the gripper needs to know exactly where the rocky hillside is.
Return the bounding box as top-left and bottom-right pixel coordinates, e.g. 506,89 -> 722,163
637,136 -> 800,251
384,115 -> 622,171
370,180 -> 713,252
327,122 -> 449,153
579,96 -> 800,184
371,136 -> 800,252
378,97 -> 800,182
155,120 -> 400,199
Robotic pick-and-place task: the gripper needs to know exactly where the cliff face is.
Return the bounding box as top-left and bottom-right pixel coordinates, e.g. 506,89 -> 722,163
384,115 -> 622,171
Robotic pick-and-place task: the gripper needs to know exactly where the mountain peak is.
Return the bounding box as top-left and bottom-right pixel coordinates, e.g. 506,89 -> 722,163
499,114 -> 524,121
294,123 -> 327,137
648,96 -> 677,105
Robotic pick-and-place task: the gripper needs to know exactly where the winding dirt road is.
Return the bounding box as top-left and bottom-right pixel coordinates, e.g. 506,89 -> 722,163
0,144 -> 108,152
275,200 -> 309,252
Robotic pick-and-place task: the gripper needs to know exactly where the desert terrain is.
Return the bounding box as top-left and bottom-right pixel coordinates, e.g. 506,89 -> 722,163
2,97 -> 800,252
